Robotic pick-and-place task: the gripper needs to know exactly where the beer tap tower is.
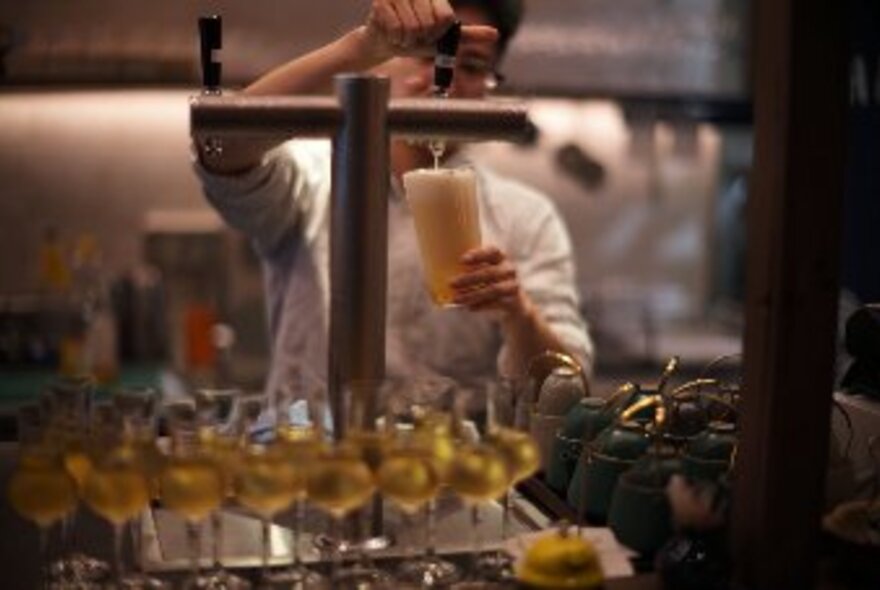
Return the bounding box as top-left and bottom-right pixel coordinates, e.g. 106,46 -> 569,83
192,16 -> 527,440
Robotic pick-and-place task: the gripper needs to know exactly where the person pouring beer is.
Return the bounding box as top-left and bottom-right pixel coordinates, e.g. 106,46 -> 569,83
193,0 -> 593,400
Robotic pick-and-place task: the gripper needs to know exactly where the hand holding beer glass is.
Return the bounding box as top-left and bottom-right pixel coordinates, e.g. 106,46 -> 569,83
403,166 -> 481,307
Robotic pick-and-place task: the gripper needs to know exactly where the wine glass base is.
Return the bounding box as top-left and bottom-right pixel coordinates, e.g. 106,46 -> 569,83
181,573 -> 228,589
312,532 -> 394,554
332,564 -> 394,590
115,572 -> 172,589
396,556 -> 462,587
312,533 -> 353,554
199,569 -> 252,589
475,550 -> 514,582
359,533 -> 393,552
50,552 -> 110,583
264,565 -> 326,588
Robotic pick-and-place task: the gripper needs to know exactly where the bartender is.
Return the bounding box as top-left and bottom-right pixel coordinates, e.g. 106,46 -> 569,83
193,0 -> 593,400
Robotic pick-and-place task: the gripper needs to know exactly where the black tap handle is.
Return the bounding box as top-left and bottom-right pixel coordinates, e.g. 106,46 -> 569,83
433,20 -> 461,95
199,15 -> 222,92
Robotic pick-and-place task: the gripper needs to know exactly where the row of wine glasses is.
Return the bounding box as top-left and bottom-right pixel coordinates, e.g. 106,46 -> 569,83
7,374 -> 540,589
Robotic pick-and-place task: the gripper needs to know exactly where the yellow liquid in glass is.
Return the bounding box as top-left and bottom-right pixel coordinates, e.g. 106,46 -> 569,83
306,452 -> 374,519
487,428 -> 541,484
159,456 -> 223,522
377,448 -> 440,513
276,427 -> 324,465
135,437 -> 165,501
447,445 -> 510,504
8,451 -> 77,528
235,448 -> 304,518
205,435 -> 242,498
63,448 -> 93,491
83,468 -> 149,525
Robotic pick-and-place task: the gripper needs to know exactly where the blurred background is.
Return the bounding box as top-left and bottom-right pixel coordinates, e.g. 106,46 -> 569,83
0,0 -> 756,408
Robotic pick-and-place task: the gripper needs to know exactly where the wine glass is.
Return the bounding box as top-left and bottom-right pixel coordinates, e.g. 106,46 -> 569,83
42,376 -> 111,585
158,401 -> 225,589
446,389 -> 512,582
377,427 -> 443,586
234,437 -> 304,589
7,403 -> 79,588
273,379 -> 327,587
305,441 -> 375,585
81,403 -> 156,589
481,379 -> 540,580
194,388 -> 252,590
385,376 -> 462,587
112,386 -> 169,589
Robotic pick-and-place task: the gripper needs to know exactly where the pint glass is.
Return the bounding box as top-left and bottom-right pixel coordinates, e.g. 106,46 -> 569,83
402,167 -> 481,307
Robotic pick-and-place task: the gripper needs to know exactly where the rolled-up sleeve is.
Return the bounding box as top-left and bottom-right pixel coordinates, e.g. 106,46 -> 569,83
192,142 -> 326,257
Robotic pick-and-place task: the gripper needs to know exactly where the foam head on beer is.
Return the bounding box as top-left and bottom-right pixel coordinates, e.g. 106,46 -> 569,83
402,167 -> 481,307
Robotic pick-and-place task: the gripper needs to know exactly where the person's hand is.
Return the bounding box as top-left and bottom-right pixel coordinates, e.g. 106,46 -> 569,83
363,0 -> 498,62
449,245 -> 532,319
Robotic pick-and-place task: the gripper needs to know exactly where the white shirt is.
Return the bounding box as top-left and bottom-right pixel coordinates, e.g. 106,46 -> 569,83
194,140 -> 593,398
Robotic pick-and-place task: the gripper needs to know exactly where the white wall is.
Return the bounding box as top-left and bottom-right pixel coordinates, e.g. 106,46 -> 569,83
0,89 -> 206,292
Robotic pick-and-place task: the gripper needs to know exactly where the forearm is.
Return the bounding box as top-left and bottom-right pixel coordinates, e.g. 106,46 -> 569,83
198,28 -> 386,175
501,295 -> 574,374
245,27 -> 385,96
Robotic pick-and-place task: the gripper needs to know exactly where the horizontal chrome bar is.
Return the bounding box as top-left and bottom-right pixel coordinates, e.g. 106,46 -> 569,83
190,95 -> 528,141
387,97 -> 528,141
189,95 -> 341,138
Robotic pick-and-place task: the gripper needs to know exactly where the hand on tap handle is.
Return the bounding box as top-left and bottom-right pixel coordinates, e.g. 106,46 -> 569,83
364,0 -> 497,61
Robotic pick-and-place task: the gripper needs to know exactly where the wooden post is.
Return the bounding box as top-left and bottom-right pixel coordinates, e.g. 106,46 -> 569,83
730,0 -> 846,587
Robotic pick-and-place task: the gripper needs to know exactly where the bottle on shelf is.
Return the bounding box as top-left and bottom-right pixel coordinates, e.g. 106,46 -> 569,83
67,234 -> 119,383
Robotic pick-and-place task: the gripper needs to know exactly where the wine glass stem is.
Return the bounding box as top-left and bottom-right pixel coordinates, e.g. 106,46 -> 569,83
502,489 -> 512,543
61,511 -> 72,557
211,510 -> 224,572
330,517 -> 341,582
261,516 -> 271,582
113,523 -> 124,583
186,521 -> 202,582
471,504 -> 483,578
403,512 -> 417,560
132,517 -> 143,575
39,526 -> 50,590
425,499 -> 437,558
292,500 -> 303,568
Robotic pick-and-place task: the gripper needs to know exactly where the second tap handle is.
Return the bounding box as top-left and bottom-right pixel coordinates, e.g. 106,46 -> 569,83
433,20 -> 461,96
199,15 -> 222,93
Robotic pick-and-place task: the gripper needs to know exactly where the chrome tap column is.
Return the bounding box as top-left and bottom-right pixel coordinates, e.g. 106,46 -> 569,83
330,76 -> 390,437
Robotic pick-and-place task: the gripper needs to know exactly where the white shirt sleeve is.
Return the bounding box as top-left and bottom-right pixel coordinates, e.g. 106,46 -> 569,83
191,141 -> 330,257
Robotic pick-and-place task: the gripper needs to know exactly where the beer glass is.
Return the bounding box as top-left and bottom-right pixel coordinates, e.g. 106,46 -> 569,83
402,166 -> 481,307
